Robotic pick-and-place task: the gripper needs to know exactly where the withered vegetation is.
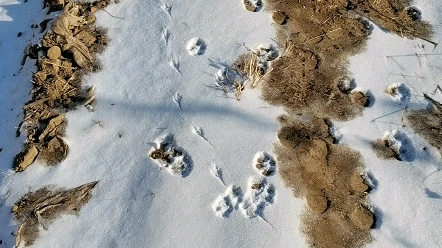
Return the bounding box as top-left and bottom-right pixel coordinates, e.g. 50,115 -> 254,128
406,97 -> 442,156
14,0 -> 111,172
12,181 -> 98,247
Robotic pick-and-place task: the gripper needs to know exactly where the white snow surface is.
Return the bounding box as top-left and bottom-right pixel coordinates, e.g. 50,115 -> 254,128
1,0 -> 442,247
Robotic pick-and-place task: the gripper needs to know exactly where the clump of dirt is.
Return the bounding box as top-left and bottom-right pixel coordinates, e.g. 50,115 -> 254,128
12,181 -> 98,247
276,115 -> 372,248
371,139 -> 400,160
14,1 -> 111,171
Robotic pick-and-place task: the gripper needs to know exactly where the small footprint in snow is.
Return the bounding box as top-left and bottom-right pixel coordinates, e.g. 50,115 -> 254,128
161,1 -> 172,16
211,163 -> 226,186
212,186 -> 243,218
385,83 -> 411,104
240,176 -> 275,219
173,92 -> 182,109
162,27 -> 171,45
169,57 -> 181,75
186,37 -> 206,56
191,125 -> 212,145
253,152 -> 276,176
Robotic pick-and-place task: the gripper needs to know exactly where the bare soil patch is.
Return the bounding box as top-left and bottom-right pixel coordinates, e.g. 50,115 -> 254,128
263,0 -> 432,120
13,1 -> 110,171
260,0 -> 433,247
276,115 -> 372,248
12,181 -> 98,247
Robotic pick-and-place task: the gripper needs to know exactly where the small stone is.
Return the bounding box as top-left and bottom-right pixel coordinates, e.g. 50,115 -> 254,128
350,205 -> 374,229
11,205 -> 18,213
272,11 -> 287,25
251,183 -> 261,189
47,46 -> 61,60
255,163 -> 263,169
243,0 -> 257,12
262,169 -> 273,176
150,149 -> 164,160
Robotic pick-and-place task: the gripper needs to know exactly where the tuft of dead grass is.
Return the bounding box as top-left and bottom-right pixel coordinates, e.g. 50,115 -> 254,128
12,181 -> 98,247
406,108 -> 442,155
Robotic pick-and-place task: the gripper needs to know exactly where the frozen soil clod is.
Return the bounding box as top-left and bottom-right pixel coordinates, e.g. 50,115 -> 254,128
13,1 -> 110,171
149,133 -> 193,177
371,130 -> 416,162
243,0 -> 262,12
12,181 -> 98,247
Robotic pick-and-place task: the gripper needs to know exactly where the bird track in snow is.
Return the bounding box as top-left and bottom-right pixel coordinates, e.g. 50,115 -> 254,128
173,92 -> 182,109
162,27 -> 171,45
161,2 -> 172,17
169,57 -> 181,75
191,125 -> 212,146
210,163 -> 226,186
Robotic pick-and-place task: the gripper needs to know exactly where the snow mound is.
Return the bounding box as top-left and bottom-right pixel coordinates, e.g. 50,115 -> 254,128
383,130 -> 416,162
148,133 -> 192,177
186,37 -> 206,56
385,83 -> 411,104
212,185 -> 243,218
240,176 -> 275,218
253,151 -> 276,176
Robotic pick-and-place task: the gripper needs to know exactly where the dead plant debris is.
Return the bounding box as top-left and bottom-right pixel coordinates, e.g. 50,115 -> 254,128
14,1 -> 111,171
12,181 -> 98,247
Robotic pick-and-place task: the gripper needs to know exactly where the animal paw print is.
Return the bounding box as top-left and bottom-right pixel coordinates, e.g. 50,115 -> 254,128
240,176 -> 275,218
212,186 -> 243,218
253,151 -> 276,176
149,133 -> 192,177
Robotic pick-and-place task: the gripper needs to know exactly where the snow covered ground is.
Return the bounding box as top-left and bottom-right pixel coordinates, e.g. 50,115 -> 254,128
1,0 -> 442,247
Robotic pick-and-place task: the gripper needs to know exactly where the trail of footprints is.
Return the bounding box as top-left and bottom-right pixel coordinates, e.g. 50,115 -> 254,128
212,152 -> 276,219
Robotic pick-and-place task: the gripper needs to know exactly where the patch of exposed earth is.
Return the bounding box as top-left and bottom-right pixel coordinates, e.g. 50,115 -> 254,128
243,0 -> 434,247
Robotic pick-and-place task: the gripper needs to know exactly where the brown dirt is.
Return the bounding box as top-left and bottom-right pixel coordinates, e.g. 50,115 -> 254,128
263,0 -> 432,120
276,115 -> 372,248
371,138 -> 400,160
13,1 -> 110,171
260,1 -> 432,247
12,181 -> 98,246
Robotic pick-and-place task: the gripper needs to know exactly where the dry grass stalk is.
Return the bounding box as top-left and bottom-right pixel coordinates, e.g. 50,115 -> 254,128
13,181 -> 98,246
